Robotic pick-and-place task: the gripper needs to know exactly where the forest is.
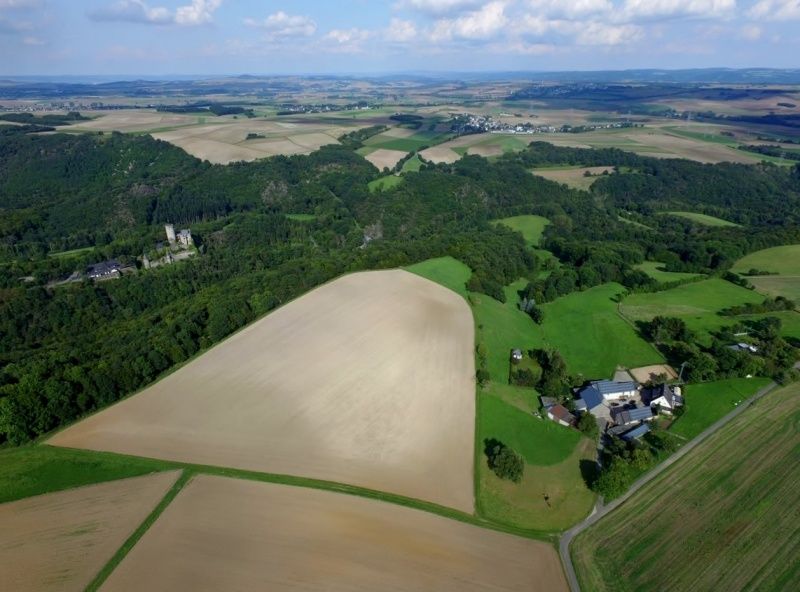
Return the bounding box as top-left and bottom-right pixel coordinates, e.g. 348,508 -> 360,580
1,128 -> 800,444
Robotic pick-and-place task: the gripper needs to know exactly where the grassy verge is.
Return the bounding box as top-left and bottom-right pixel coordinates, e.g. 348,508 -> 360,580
85,470 -> 191,592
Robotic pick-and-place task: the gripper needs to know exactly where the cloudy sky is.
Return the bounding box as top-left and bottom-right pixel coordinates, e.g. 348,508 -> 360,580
2,0 -> 799,75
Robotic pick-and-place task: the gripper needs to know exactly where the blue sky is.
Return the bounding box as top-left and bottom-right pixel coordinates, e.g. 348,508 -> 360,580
2,0 -> 799,75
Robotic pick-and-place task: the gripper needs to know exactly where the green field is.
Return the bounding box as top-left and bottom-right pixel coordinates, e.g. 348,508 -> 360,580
493,215 -> 551,247
363,131 -> 446,152
669,377 -> 771,440
538,283 -> 663,379
367,174 -> 404,192
48,246 -> 94,258
0,445 -> 175,504
634,261 -> 703,283
572,382 -> 800,592
666,211 -> 741,227
733,244 -> 800,302
401,153 -> 424,173
405,256 -> 470,298
620,278 -> 764,342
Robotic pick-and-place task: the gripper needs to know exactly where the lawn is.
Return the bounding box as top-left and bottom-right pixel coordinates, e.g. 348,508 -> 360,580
634,261 -> 703,283
572,381 -> 800,592
669,377 -> 772,440
619,278 -> 764,343
733,244 -> 800,302
477,390 -> 595,531
666,211 -> 741,227
404,256 -> 471,299
493,215 -> 551,247
0,445 -> 177,504
367,174 -> 404,192
538,283 -> 663,379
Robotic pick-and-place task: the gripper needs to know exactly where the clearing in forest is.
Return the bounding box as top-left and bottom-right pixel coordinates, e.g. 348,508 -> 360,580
100,475 -> 569,592
532,166 -> 614,190
50,271 -> 476,512
0,471 -> 179,592
733,244 -> 800,302
363,148 -> 408,170
572,382 -> 800,592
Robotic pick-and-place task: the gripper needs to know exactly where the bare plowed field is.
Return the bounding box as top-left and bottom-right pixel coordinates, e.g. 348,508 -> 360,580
364,148 -> 408,169
50,271 -> 475,511
0,471 -> 179,592
100,476 -> 568,592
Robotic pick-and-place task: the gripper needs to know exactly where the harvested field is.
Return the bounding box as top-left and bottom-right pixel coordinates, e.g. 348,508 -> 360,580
100,476 -> 568,592
532,166 -> 614,190
420,144 -> 460,163
572,382 -> 800,592
50,271 -> 476,512
382,126 -> 417,138
363,148 -> 408,170
628,364 -> 677,384
0,471 -> 179,592
467,144 -> 503,157
68,110 -> 203,133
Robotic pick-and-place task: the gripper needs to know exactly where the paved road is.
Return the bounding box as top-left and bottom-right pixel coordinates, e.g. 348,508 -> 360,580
558,379 -> 781,592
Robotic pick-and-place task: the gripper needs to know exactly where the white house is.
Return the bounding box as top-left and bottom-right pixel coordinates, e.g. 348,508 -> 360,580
645,384 -> 684,415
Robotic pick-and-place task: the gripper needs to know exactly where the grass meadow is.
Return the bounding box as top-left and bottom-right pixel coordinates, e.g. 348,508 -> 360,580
572,382 -> 800,592
666,211 -> 741,227
733,244 -> 800,302
634,261 -> 703,283
367,174 -> 404,192
669,377 -> 771,440
493,215 -> 551,247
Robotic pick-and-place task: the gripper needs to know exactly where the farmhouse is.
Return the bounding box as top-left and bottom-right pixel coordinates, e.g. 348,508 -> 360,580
543,402 -> 576,427
642,384 -> 684,414
612,406 -> 654,426
582,380 -> 638,402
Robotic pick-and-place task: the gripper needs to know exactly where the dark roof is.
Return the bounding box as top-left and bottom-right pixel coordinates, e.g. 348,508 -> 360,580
592,380 -> 638,396
87,259 -> 122,277
539,396 -> 558,409
614,406 -> 654,425
578,385 -> 604,410
644,384 -> 683,408
548,404 -> 576,425
621,423 -> 651,441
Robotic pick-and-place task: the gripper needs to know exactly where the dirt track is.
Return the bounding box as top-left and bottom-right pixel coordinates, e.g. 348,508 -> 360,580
50,270 -> 476,512
100,476 -> 568,592
0,471 -> 179,592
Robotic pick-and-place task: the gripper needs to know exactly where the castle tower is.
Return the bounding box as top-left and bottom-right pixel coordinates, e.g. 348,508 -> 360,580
165,223 -> 176,244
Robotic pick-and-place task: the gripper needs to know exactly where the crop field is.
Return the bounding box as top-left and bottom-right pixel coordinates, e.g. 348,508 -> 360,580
493,215 -> 550,246
733,244 -> 800,302
0,471 -> 179,592
667,211 -> 741,227
669,377 -> 772,440
634,261 -> 703,283
101,475 -> 568,592
50,270 -> 476,512
532,166 -> 614,190
419,144 -> 461,163
421,133 -> 530,163
68,110 -> 358,163
572,382 -> 800,592
363,148 -> 408,170
620,278 -> 764,342
363,129 -> 446,152
538,283 -> 663,379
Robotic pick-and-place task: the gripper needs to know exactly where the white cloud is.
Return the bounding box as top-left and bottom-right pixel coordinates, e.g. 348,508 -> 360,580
386,18 -> 417,42
621,0 -> 737,20
397,0 -> 484,16
89,0 -> 221,26
430,1 -> 507,41
22,34 -> 43,44
244,11 -> 316,37
739,23 -> 762,39
323,28 -> 373,52
526,0 -> 612,18
175,0 -> 221,25
748,0 -> 800,20
575,21 -> 643,44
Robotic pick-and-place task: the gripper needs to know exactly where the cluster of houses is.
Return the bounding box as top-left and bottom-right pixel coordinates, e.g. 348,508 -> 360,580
541,375 -> 683,442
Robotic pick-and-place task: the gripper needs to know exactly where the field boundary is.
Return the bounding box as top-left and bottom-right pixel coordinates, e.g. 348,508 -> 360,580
84,469 -> 191,592
560,378 -> 781,592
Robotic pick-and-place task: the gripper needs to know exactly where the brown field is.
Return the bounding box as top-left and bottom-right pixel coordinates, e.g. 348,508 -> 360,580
382,126 -> 417,138
420,144 -> 461,163
628,364 -> 678,384
68,110 -> 204,132
50,271 -> 476,511
533,166 -> 614,190
0,471 -> 179,592
467,144 -> 503,157
101,475 -> 568,592
364,147 -> 408,169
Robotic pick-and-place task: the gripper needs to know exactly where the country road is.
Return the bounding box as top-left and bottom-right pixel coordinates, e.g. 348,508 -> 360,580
558,378 -> 783,592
